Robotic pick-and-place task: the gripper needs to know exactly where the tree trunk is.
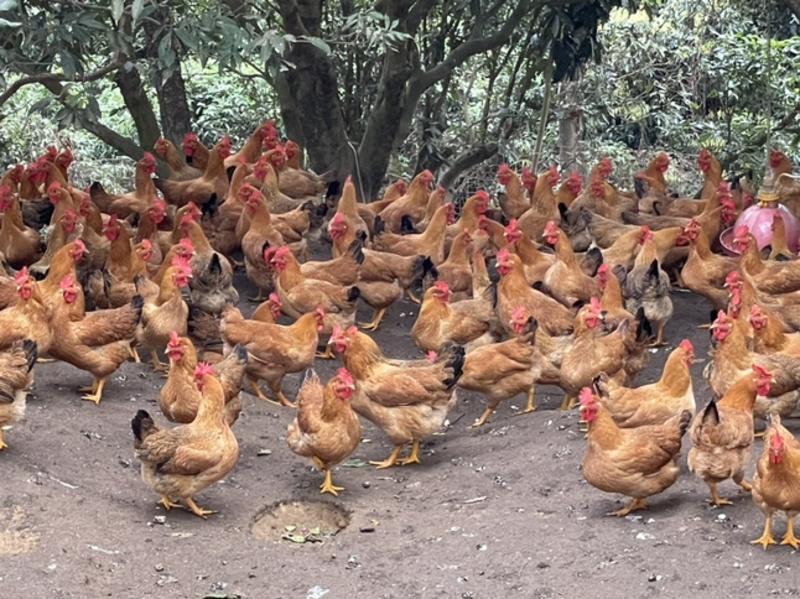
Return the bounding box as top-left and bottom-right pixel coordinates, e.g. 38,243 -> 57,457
439,142 -> 498,190
276,0 -> 354,192
113,65 -> 161,151
557,81 -> 581,172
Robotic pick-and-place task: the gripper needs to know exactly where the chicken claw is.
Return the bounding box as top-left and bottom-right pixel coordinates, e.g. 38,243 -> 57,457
184,497 -> 216,519
149,350 -> 168,372
737,479 -> 753,492
405,290 -> 421,304
470,407 -> 495,428
706,481 -> 733,506
316,346 -> 335,360
752,514 -> 776,550
129,343 -> 141,363
400,440 -> 421,465
559,394 -> 576,411
274,390 -> 297,409
359,308 -> 387,332
781,516 -> 800,549
159,496 -> 181,511
522,385 -> 537,414
81,378 -> 106,405
606,497 -> 647,517
319,469 -> 345,496
370,445 -> 404,469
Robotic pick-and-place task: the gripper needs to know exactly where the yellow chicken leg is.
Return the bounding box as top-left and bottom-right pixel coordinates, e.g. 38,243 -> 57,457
649,321 -> 667,347
738,479 -> 753,492
184,497 -> 216,519
400,440 -> 421,465
159,496 -> 180,511
752,513 -> 776,550
370,445 -> 404,469
559,394 -> 576,411
607,497 -> 647,517
316,345 -> 335,360
81,378 -> 106,404
247,290 -> 267,302
129,343 -> 141,363
319,468 -> 345,496
0,429 -> 6,450
782,515 -> 800,549
273,389 -> 297,409
522,385 -> 537,413
406,290 -> 421,304
150,350 -> 168,372
470,407 -> 495,428
707,481 -> 733,506
359,307 -> 387,331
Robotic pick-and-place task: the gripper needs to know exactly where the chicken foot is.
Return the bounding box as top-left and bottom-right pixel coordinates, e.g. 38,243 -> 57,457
559,394 -> 576,411
370,445 -> 405,469
0,429 -> 6,450
405,290 -> 421,304
129,343 -> 141,363
359,307 -> 387,331
782,515 -> 800,549
752,513 -> 776,550
607,497 -> 647,517
522,385 -> 537,413
149,350 -> 168,372
319,469 -> 345,496
159,496 -> 181,511
81,378 -> 107,404
184,497 -> 217,519
470,407 -> 496,428
316,345 -> 335,359
706,481 -> 733,506
648,321 -> 667,347
247,289 -> 268,302
249,379 -> 296,408
400,440 -> 421,465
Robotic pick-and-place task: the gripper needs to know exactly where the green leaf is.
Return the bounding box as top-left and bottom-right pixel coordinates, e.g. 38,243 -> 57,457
111,0 -> 124,25
174,26 -> 197,51
60,51 -> 78,77
132,0 -> 144,24
302,35 -> 331,55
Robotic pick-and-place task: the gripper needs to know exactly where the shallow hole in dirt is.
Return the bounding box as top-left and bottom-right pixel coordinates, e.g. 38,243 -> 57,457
252,500 -> 350,543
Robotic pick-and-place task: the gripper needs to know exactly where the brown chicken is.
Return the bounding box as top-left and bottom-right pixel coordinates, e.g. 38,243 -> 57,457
679,218 -> 737,310
411,280 -> 498,353
132,363 -> 239,518
459,310 -> 545,427
749,304 -> 800,355
136,257 -> 192,371
688,366 -> 772,506
496,163 -> 530,219
239,185 -> 284,300
541,220 -> 600,306
154,138 -> 202,181
733,225 -> 800,294
430,230 -> 473,298
48,275 -> 143,403
220,304 -> 324,406
0,186 -> 42,268
495,248 -> 574,336
89,153 -> 158,217
328,177 -> 369,257
580,386 -> 691,516
372,203 -> 453,266
503,219 -> 554,284
377,169 -> 434,232
0,340 -> 37,451
750,414 -> 800,549
160,333 -> 248,425
634,152 -> 670,195
356,179 -> 407,231
287,368 -> 361,495
329,325 -> 464,468
0,268 -> 53,353
596,340 -> 695,428
155,137 -> 231,207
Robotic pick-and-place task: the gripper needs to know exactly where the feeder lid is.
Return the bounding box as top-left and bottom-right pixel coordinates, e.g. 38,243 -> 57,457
758,170 -> 779,204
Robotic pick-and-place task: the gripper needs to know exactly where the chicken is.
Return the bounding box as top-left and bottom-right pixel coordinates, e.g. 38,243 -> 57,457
428,230 -> 473,298
226,121 -> 277,169
270,143 -> 328,199
89,152 -> 158,218
595,340 -> 695,427
503,219 -> 554,284
239,184 -> 285,300
154,137 -> 202,181
0,268 -> 53,353
750,414 -> 800,550
768,212 -> 795,261
48,274 -> 143,403
634,151 -> 671,195
268,246 -> 360,342
0,186 -> 42,268
0,340 -> 37,450
517,166 -> 561,240
220,304 -> 324,407
356,179 -> 407,231
411,281 -> 498,353
132,363 -> 239,518
495,248 -> 574,336
160,333 -> 247,425
688,366 -> 772,506
372,203 -> 453,266
329,325 -> 464,468
556,172 -> 583,207
541,220 -> 600,306
328,177 -> 370,257
749,304 -> 800,356
679,218 -> 737,310
136,257 -> 192,371
180,220 -> 239,316
733,225 -> 800,295
496,163 -> 530,219
619,229 -> 673,346
698,148 -> 723,200
459,310 -> 544,427
377,169 -> 434,232
154,137 -> 231,207
580,386 -> 691,516
287,368 -> 361,495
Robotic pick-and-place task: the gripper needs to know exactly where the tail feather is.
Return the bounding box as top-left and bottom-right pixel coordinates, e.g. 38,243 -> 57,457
373,216 -> 386,236
131,409 -> 157,445
20,339 -> 37,373
400,215 -> 416,234
441,344 -> 466,389
348,239 -> 365,265
346,286 -> 360,303
677,409 -> 692,436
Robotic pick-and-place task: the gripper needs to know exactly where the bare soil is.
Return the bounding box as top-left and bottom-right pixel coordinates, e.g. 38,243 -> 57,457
2,277 -> 799,598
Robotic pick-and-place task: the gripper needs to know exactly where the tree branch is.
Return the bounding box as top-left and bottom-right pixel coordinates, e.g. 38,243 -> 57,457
408,0 -> 531,97
439,142 -> 498,190
0,59 -> 124,108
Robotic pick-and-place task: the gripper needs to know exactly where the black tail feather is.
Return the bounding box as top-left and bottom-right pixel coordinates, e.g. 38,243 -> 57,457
131,409 -> 154,444
346,286 -> 360,303
442,344 -> 466,389
373,216 -> 386,236
21,340 -> 37,373
400,215 -> 416,234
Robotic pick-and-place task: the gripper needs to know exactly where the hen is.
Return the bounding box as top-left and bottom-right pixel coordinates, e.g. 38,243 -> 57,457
0,340 -> 37,450
287,368 -> 361,495
330,325 -> 464,468
132,363 -> 239,518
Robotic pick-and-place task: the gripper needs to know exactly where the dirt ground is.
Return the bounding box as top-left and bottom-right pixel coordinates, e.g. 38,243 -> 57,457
2,276 -> 799,599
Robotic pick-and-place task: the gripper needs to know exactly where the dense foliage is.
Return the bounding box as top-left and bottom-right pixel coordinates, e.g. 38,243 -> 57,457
0,0 -> 798,197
